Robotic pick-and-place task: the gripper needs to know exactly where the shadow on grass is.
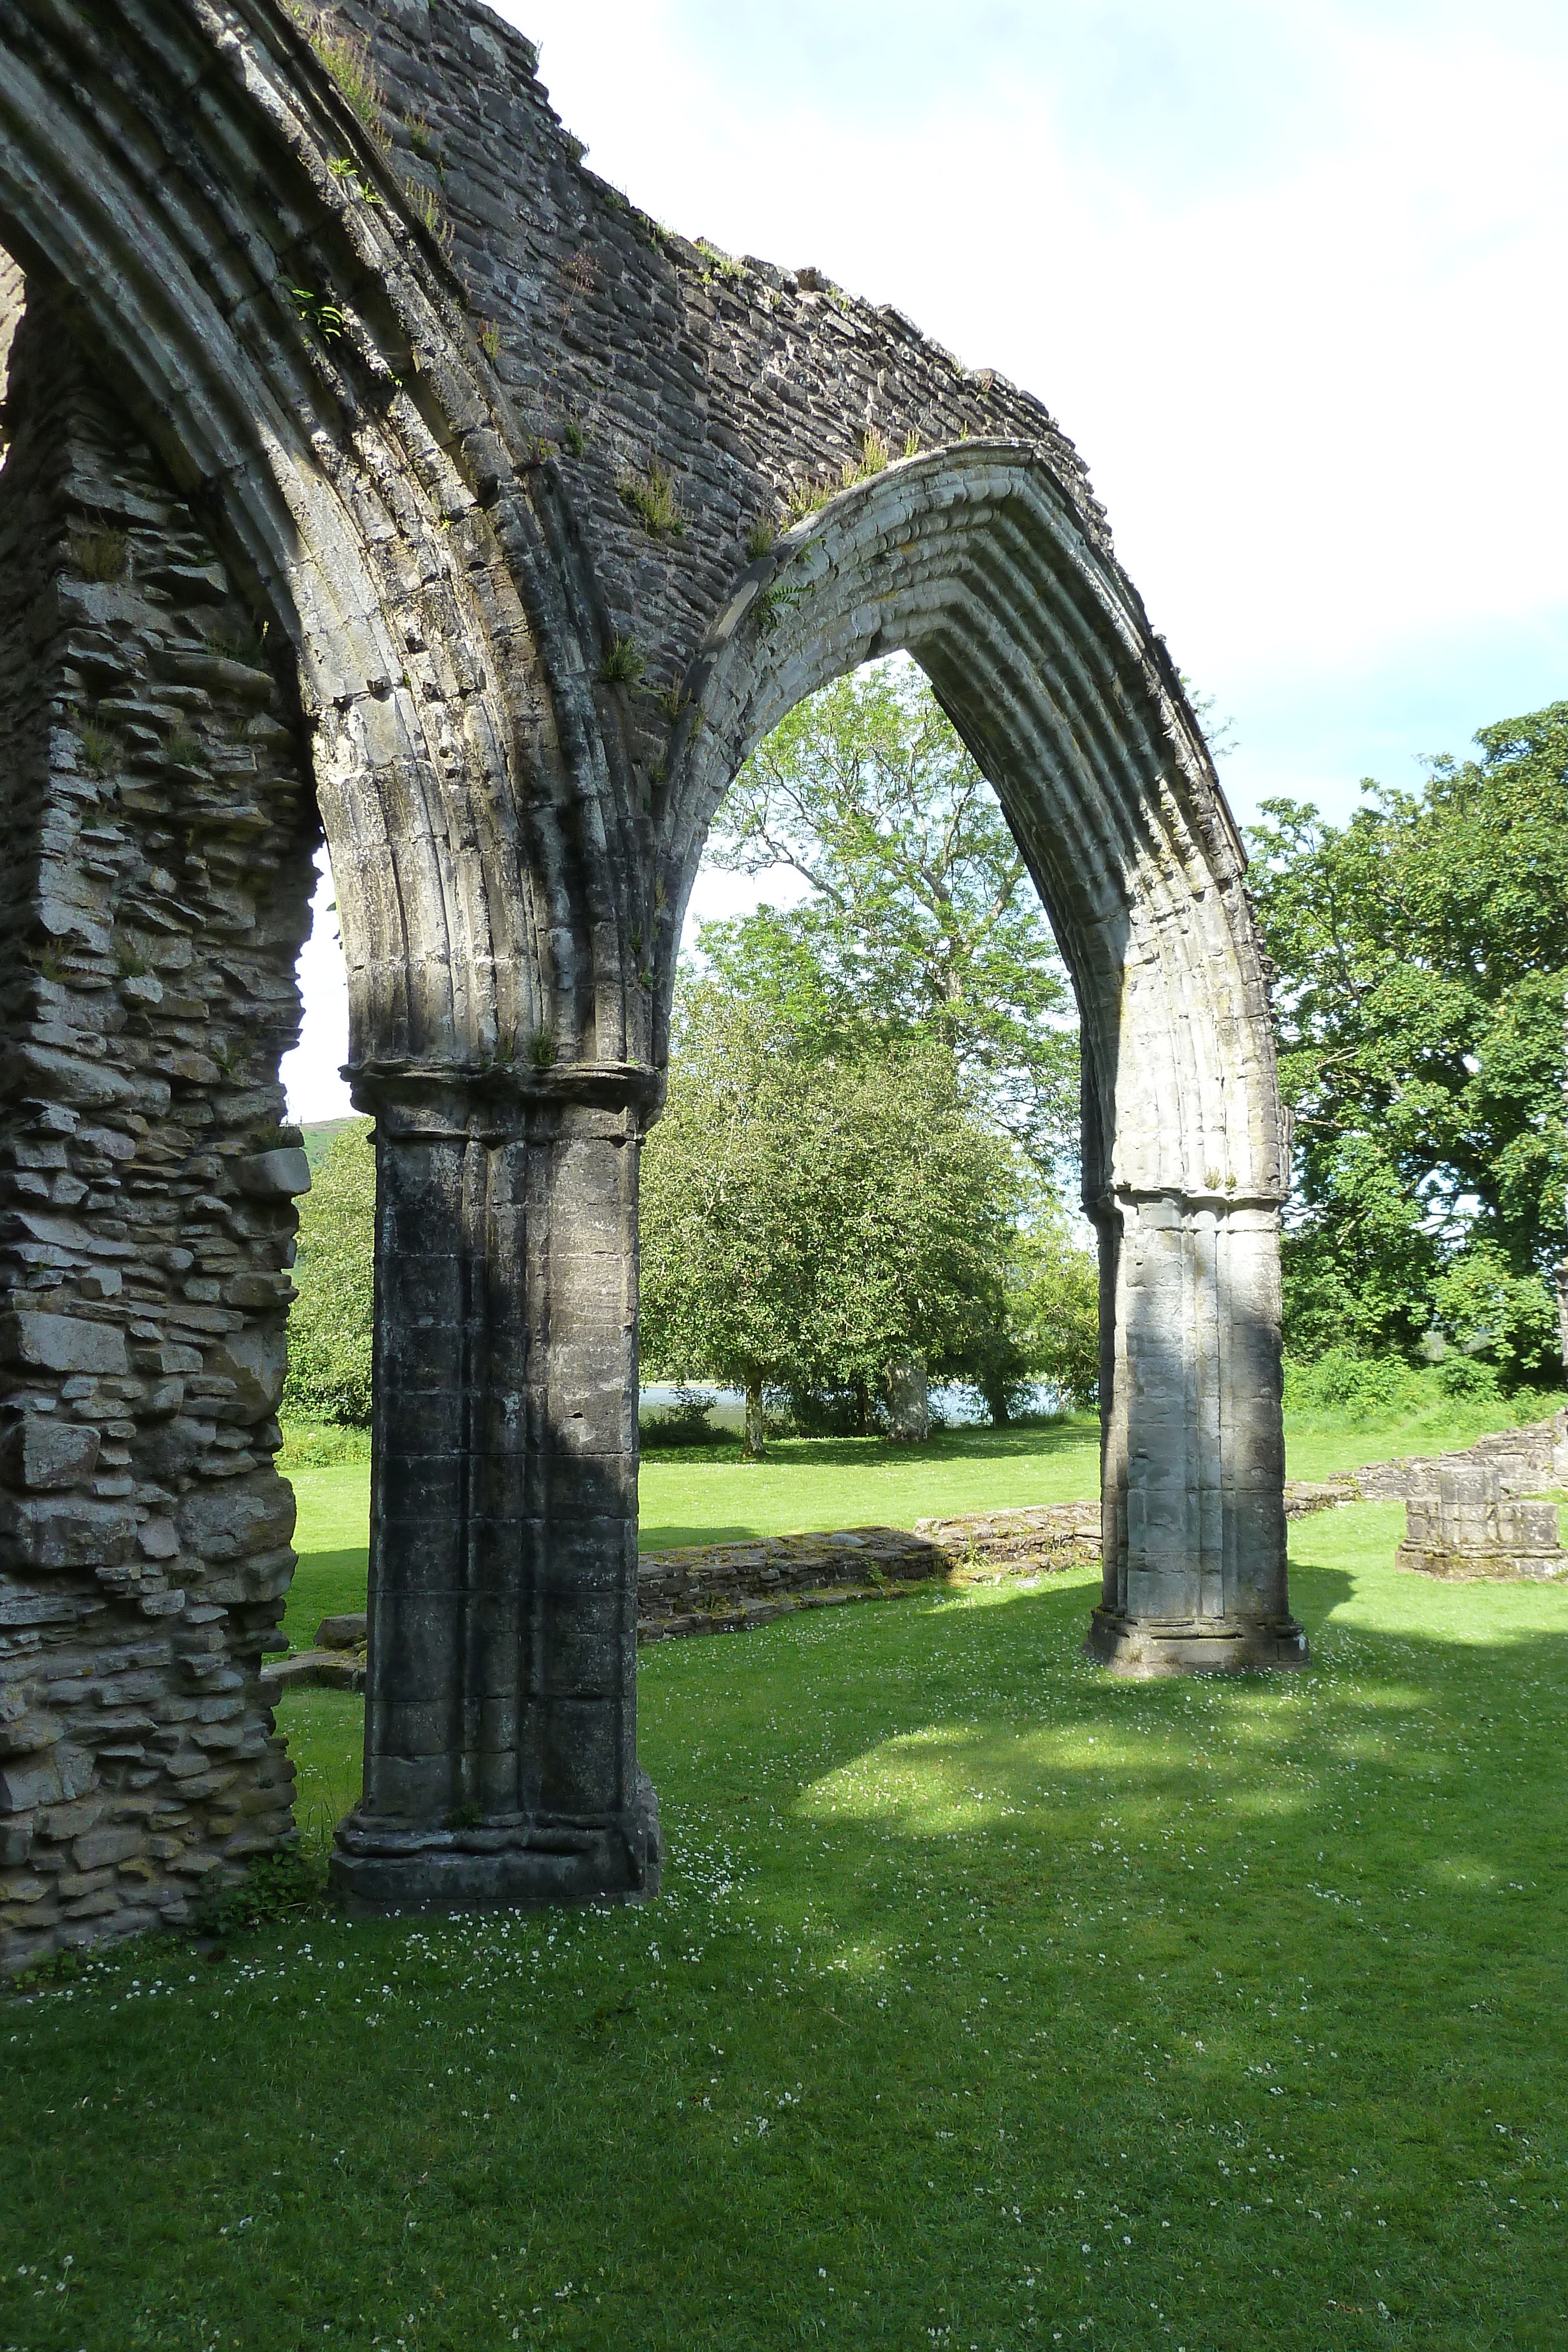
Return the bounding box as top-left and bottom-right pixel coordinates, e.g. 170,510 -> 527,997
643,1549 -> 1568,1992
281,1545 -> 370,1646
639,1522 -> 765,1551
155,1534 -> 1568,2344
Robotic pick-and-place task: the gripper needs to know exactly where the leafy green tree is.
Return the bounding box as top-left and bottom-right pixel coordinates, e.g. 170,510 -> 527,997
701,660 -> 1079,1180
638,981 -> 1025,1453
283,1120 -> 375,1424
1007,1217 -> 1101,1412
1245,701 -> 1568,1380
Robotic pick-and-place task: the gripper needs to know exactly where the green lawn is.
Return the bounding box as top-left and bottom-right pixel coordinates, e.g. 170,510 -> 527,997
276,1392 -> 1562,1653
5,1501 -> 1566,2349
280,1422 -> 1105,1651
280,1465 -> 380,1653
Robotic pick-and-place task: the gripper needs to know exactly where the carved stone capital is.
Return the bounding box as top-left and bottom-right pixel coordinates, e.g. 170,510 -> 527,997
345,1058 -> 666,1143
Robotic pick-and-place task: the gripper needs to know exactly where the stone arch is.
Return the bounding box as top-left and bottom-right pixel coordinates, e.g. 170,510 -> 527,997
0,0 -> 654,1080
0,0 -> 1303,1963
664,443 -> 1302,1675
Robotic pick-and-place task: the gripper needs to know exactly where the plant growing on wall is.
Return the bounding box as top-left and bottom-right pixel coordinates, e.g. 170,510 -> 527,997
618,458 -> 684,538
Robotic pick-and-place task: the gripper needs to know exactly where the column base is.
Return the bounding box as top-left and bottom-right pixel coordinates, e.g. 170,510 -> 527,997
327,1776 -> 663,1916
1086,1609 -> 1309,1677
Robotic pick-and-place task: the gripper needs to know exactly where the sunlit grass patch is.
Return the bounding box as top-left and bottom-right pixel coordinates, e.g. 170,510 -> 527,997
5,1505 -> 1564,2347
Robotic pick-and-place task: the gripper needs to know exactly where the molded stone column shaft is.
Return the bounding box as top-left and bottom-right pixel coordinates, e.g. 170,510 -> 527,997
328,1067 -> 663,1913
1086,1193 -> 1306,1675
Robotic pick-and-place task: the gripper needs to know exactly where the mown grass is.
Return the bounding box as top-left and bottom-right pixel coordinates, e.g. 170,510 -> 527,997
275,1394 -> 1562,1653
278,1423 -> 1104,1652
4,1502 -> 1566,2350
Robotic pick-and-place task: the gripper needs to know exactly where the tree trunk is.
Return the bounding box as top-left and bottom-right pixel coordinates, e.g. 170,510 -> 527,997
743,1379 -> 767,1459
886,1358 -> 930,1442
854,1378 -> 870,1437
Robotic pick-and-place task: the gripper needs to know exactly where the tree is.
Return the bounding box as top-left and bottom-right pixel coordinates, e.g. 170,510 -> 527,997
282,1121 -> 375,1423
701,660 -> 1079,1180
1007,1217 -> 1101,1412
638,980 -> 1025,1452
1245,701 -> 1568,1381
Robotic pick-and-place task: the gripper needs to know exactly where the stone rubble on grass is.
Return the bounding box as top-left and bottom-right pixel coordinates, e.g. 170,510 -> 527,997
1389,1410 -> 1568,1582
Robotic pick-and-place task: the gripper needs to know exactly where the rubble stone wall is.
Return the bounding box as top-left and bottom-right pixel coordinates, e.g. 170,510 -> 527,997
0,289 -> 318,1970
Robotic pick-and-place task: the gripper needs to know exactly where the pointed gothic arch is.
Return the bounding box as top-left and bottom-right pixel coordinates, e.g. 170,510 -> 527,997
667,444 -> 1300,1673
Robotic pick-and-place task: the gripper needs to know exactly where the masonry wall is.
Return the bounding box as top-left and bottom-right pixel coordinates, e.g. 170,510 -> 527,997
0,282 -> 319,1970
336,0 -> 1109,867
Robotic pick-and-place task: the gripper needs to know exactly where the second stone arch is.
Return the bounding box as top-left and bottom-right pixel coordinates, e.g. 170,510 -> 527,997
666,443 -> 1306,1681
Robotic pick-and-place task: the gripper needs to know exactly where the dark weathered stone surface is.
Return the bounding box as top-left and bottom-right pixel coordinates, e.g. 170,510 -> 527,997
0,289 -> 313,1965
0,0 -> 1303,1959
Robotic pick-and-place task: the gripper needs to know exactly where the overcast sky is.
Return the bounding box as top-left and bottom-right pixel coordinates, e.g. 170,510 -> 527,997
283,0 -> 1568,1120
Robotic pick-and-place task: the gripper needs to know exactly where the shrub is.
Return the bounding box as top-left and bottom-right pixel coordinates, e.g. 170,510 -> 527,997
1282,1349 -> 1429,1416
1436,1354 -> 1502,1401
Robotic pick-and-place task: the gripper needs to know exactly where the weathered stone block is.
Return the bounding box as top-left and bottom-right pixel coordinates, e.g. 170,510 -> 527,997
1,1745 -> 92,1812
72,1825 -> 146,1870
0,1416 -> 101,1491
0,1710 -> 61,1758
317,1613 -> 368,1649
0,1495 -> 138,1570
0,1310 -> 126,1376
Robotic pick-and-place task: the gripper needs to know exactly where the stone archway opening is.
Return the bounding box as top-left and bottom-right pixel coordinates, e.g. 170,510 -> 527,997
647,643 -> 1088,1449
666,446 -> 1306,1685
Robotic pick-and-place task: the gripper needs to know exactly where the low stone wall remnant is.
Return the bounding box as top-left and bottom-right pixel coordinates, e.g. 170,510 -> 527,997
269,1505 -> 1107,1690
1302,1411 -> 1568,1583
258,1413 -> 1568,1715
